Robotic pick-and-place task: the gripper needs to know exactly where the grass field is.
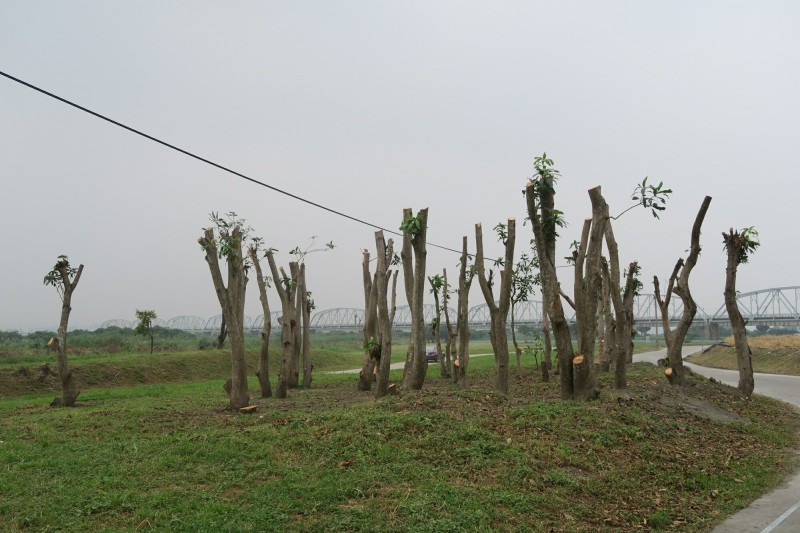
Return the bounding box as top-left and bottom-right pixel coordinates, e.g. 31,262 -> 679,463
2,341 -> 799,532
687,335 -> 800,376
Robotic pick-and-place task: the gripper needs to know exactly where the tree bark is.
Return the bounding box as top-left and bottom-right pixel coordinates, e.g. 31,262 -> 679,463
454,237 -> 473,387
266,252 -> 298,399
527,180 -> 575,399
475,219 -> 515,394
527,183 -> 607,400
358,251 -> 378,391
290,262 -> 302,388
572,187 -> 608,400
653,260 -> 682,352
429,276 -> 449,378
50,261 -> 83,407
541,310 -> 552,382
299,264 -> 313,389
661,196 -> 712,385
442,268 -> 456,379
723,229 -> 755,396
199,227 -> 250,409
216,316 -> 227,349
511,299 -> 522,378
401,208 -> 429,390
598,257 -> 613,373
375,232 -> 396,398
248,247 -> 273,398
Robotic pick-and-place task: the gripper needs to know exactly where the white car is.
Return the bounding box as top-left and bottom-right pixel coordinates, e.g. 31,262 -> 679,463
425,345 -> 439,362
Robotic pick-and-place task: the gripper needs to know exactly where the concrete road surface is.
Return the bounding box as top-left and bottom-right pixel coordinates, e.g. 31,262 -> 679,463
635,346 -> 800,533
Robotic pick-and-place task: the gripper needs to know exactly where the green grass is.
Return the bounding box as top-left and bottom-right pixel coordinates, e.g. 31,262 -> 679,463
1,350 -> 798,532
687,336 -> 800,376
0,338 -> 496,398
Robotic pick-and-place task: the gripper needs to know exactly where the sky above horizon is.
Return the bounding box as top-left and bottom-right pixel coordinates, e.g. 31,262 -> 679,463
2,1 -> 798,331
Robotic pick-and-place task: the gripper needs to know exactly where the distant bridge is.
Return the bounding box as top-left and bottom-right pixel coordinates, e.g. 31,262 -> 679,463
98,286 -> 800,334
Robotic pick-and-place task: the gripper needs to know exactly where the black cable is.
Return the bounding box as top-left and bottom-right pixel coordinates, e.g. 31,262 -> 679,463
1,69 -> 476,254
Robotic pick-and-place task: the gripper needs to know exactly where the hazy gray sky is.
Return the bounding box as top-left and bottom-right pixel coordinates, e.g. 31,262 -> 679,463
2,1 -> 798,331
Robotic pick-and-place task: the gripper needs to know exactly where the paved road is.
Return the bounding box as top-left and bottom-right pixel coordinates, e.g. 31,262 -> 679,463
634,346 -> 800,533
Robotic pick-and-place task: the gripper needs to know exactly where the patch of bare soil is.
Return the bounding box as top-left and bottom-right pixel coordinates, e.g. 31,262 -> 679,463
612,374 -> 750,424
0,363 -> 59,397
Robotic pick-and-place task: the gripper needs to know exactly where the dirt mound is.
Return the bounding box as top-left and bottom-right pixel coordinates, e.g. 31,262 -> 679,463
612,372 -> 750,424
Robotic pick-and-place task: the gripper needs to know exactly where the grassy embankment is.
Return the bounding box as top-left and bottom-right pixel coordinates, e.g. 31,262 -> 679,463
1,338 -> 798,531
687,335 -> 800,376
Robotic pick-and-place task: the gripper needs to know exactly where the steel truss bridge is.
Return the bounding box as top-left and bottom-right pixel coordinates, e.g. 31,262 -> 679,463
98,286 -> 800,334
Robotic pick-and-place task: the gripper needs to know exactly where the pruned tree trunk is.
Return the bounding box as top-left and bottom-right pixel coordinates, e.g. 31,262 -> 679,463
375,232 -> 397,398
401,208 -> 429,390
248,247 -> 273,398
655,196 -> 712,386
442,268 -> 456,379
603,256 -> 640,389
598,257 -> 613,373
653,261 -> 681,351
299,263 -> 313,389
527,179 -> 575,399
527,183 -> 607,400
199,227 -> 250,409
290,261 -> 302,388
49,260 -> 84,407
266,252 -> 298,399
723,229 -> 755,396
358,250 -> 378,391
475,219 -> 515,394
454,237 -> 474,387
576,188 -> 609,399
603,222 -> 624,382
429,275 -> 449,379
511,299 -> 522,378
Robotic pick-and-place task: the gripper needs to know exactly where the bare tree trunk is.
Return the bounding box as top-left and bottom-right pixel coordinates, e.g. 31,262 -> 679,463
358,251 -> 378,391
299,264 -> 313,389
653,261 -> 682,354
723,229 -> 755,396
541,310 -> 551,382
475,219 -> 515,394
572,187 -> 608,400
429,276 -> 449,379
401,208 -> 429,390
266,252 -> 298,399
527,179 -> 575,399
216,316 -> 227,349
49,261 -> 84,407
199,227 -> 250,409
375,232 -> 396,398
442,268 -> 456,379
598,258 -> 612,373
290,262 -> 302,388
248,247 -> 273,398
511,300 -> 522,378
603,221 -> 624,380
604,257 -> 640,389
454,237 -> 473,387
661,196 -> 712,385
527,183 -> 607,400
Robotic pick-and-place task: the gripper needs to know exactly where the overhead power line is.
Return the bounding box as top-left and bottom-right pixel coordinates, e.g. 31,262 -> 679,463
1,69 -> 476,253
